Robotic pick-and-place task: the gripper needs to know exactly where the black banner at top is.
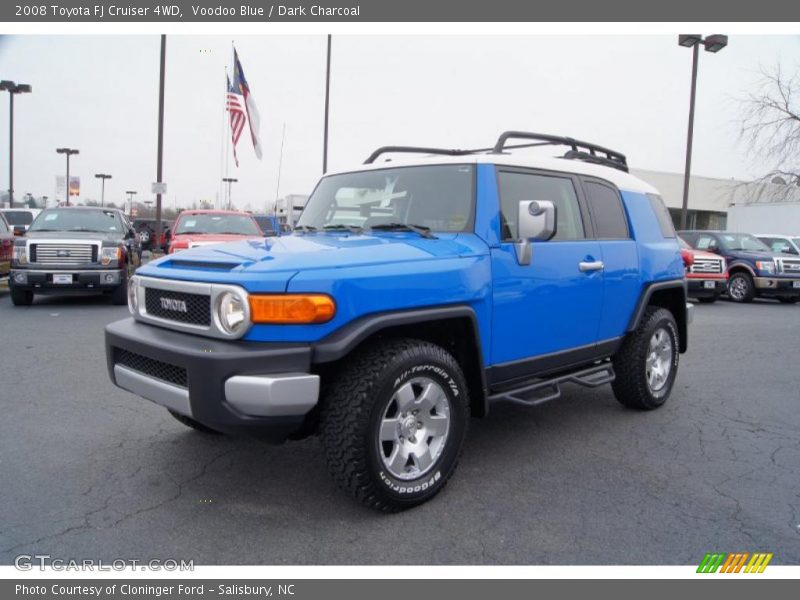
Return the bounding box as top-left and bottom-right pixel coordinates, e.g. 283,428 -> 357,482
3,0 -> 800,22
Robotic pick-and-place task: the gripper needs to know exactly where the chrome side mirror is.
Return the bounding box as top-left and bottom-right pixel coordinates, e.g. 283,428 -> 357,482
515,200 -> 557,265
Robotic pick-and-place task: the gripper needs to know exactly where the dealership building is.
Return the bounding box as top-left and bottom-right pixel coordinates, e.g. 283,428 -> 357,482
631,168 -> 800,233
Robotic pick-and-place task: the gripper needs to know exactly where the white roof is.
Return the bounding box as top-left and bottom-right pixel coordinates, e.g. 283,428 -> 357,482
328,153 -> 659,195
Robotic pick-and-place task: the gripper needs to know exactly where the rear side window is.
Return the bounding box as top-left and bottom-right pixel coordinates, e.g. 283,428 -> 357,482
647,194 -> 676,238
584,181 -> 629,239
497,171 -> 585,241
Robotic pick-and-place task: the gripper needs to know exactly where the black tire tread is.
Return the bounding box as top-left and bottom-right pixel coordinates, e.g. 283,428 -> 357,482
612,307 -> 677,410
10,287 -> 33,306
319,338 -> 467,513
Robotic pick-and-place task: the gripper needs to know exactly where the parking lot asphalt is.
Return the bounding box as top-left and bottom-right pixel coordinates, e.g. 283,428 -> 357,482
0,286 -> 798,565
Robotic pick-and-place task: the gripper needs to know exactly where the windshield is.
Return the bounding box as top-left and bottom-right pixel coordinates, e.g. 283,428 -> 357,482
793,238 -> 800,250
297,164 -> 475,232
252,216 -> 277,234
718,233 -> 771,252
174,213 -> 261,236
2,211 -> 34,226
29,209 -> 122,233
677,236 -> 691,250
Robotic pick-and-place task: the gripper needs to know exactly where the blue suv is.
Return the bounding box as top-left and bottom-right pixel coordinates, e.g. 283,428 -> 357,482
105,132 -> 692,511
679,230 -> 800,304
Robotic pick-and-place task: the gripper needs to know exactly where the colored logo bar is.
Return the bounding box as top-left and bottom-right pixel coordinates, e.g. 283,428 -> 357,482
697,552 -> 773,573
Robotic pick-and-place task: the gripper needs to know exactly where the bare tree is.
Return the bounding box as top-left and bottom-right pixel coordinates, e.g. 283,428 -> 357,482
739,64 -> 800,201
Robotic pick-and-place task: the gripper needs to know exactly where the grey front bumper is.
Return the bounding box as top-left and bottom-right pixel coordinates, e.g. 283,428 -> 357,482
106,318 -> 318,441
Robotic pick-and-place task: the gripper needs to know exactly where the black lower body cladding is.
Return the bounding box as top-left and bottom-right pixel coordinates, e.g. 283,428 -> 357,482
105,318 -> 313,442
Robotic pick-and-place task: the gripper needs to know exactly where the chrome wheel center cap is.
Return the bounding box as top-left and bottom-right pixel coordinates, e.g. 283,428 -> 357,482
399,415 -> 418,439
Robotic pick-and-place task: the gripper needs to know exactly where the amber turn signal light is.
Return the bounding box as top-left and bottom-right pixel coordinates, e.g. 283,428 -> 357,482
249,294 -> 336,324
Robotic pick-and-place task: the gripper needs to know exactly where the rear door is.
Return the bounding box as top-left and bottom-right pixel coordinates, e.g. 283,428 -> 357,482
490,168 -> 604,367
581,178 -> 640,342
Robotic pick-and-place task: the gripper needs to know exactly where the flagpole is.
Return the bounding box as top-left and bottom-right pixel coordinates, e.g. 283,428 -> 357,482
274,122 -> 286,216
323,34 -> 332,174
220,66 -> 228,211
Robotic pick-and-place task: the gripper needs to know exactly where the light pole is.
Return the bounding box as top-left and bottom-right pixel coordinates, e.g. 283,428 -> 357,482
222,177 -> 237,210
1,80 -> 32,208
323,34 -> 332,174
56,147 -> 79,206
126,190 -> 137,217
95,173 -> 112,207
678,34 -> 728,230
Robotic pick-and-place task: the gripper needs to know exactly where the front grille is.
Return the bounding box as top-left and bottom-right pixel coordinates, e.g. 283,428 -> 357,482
115,348 -> 188,388
31,243 -> 95,266
778,259 -> 800,274
690,257 -> 723,274
144,288 -> 211,326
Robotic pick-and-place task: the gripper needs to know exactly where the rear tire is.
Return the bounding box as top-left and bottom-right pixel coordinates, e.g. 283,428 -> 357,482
612,307 -> 679,410
10,287 -> 33,306
168,410 -> 222,434
319,338 -> 469,512
727,272 -> 755,303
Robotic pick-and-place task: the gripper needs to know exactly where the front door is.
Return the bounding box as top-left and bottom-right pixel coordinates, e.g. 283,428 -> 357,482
490,168 -> 604,370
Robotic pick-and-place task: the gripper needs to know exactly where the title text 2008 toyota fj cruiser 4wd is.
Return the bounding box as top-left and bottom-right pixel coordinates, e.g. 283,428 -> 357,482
105,131 -> 691,511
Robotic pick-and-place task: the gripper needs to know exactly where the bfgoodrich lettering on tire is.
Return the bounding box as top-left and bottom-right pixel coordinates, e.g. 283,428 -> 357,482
612,307 -> 679,410
319,338 -> 469,512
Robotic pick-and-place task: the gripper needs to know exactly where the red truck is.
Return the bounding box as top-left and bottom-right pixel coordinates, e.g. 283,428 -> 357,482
0,212 -> 13,281
167,210 -> 264,254
679,236 -> 728,303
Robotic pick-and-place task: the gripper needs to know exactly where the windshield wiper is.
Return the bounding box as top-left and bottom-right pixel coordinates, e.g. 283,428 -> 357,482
295,225 -> 318,233
323,224 -> 363,234
368,222 -> 437,239
70,228 -> 105,232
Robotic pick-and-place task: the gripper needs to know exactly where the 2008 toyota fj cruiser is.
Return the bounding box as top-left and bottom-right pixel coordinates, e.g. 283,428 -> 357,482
105,131 -> 691,511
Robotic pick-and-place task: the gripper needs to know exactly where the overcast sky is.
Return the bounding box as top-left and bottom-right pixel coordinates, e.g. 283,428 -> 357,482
0,34 -> 798,211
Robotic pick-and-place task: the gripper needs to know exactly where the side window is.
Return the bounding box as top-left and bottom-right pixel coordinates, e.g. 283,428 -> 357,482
647,194 -> 676,238
0,217 -> 8,234
695,235 -> 717,251
585,181 -> 630,239
497,171 -> 585,241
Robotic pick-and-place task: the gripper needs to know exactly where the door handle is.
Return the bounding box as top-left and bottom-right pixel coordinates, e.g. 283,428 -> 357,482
579,260 -> 604,272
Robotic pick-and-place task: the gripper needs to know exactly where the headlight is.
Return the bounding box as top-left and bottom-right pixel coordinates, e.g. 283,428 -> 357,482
12,245 -> 27,265
101,246 -> 123,266
755,260 -> 775,274
216,291 -> 247,335
127,276 -> 139,315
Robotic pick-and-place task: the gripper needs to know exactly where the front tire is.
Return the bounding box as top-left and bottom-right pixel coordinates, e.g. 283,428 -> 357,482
727,272 -> 755,303
319,338 -> 469,512
612,307 -> 679,410
10,287 -> 33,306
110,280 -> 128,305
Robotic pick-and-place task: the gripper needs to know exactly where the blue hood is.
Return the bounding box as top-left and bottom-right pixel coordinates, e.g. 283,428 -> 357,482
137,232 -> 484,290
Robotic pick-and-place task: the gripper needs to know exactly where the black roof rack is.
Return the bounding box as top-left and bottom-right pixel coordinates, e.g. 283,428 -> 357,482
364,146 -> 476,164
363,132 -> 628,172
492,131 -> 628,172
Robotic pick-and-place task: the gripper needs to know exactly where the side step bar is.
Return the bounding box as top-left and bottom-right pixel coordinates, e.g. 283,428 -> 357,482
488,362 -> 616,407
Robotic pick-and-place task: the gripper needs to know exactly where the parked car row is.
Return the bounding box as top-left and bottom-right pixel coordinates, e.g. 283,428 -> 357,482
679,230 -> 800,304
2,206 -> 289,305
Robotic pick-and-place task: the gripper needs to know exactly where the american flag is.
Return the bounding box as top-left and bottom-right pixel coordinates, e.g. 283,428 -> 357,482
226,74 -> 246,167
232,48 -> 263,159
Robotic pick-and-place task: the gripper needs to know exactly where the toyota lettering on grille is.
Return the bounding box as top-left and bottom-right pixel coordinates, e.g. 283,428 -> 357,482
159,297 -> 188,313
